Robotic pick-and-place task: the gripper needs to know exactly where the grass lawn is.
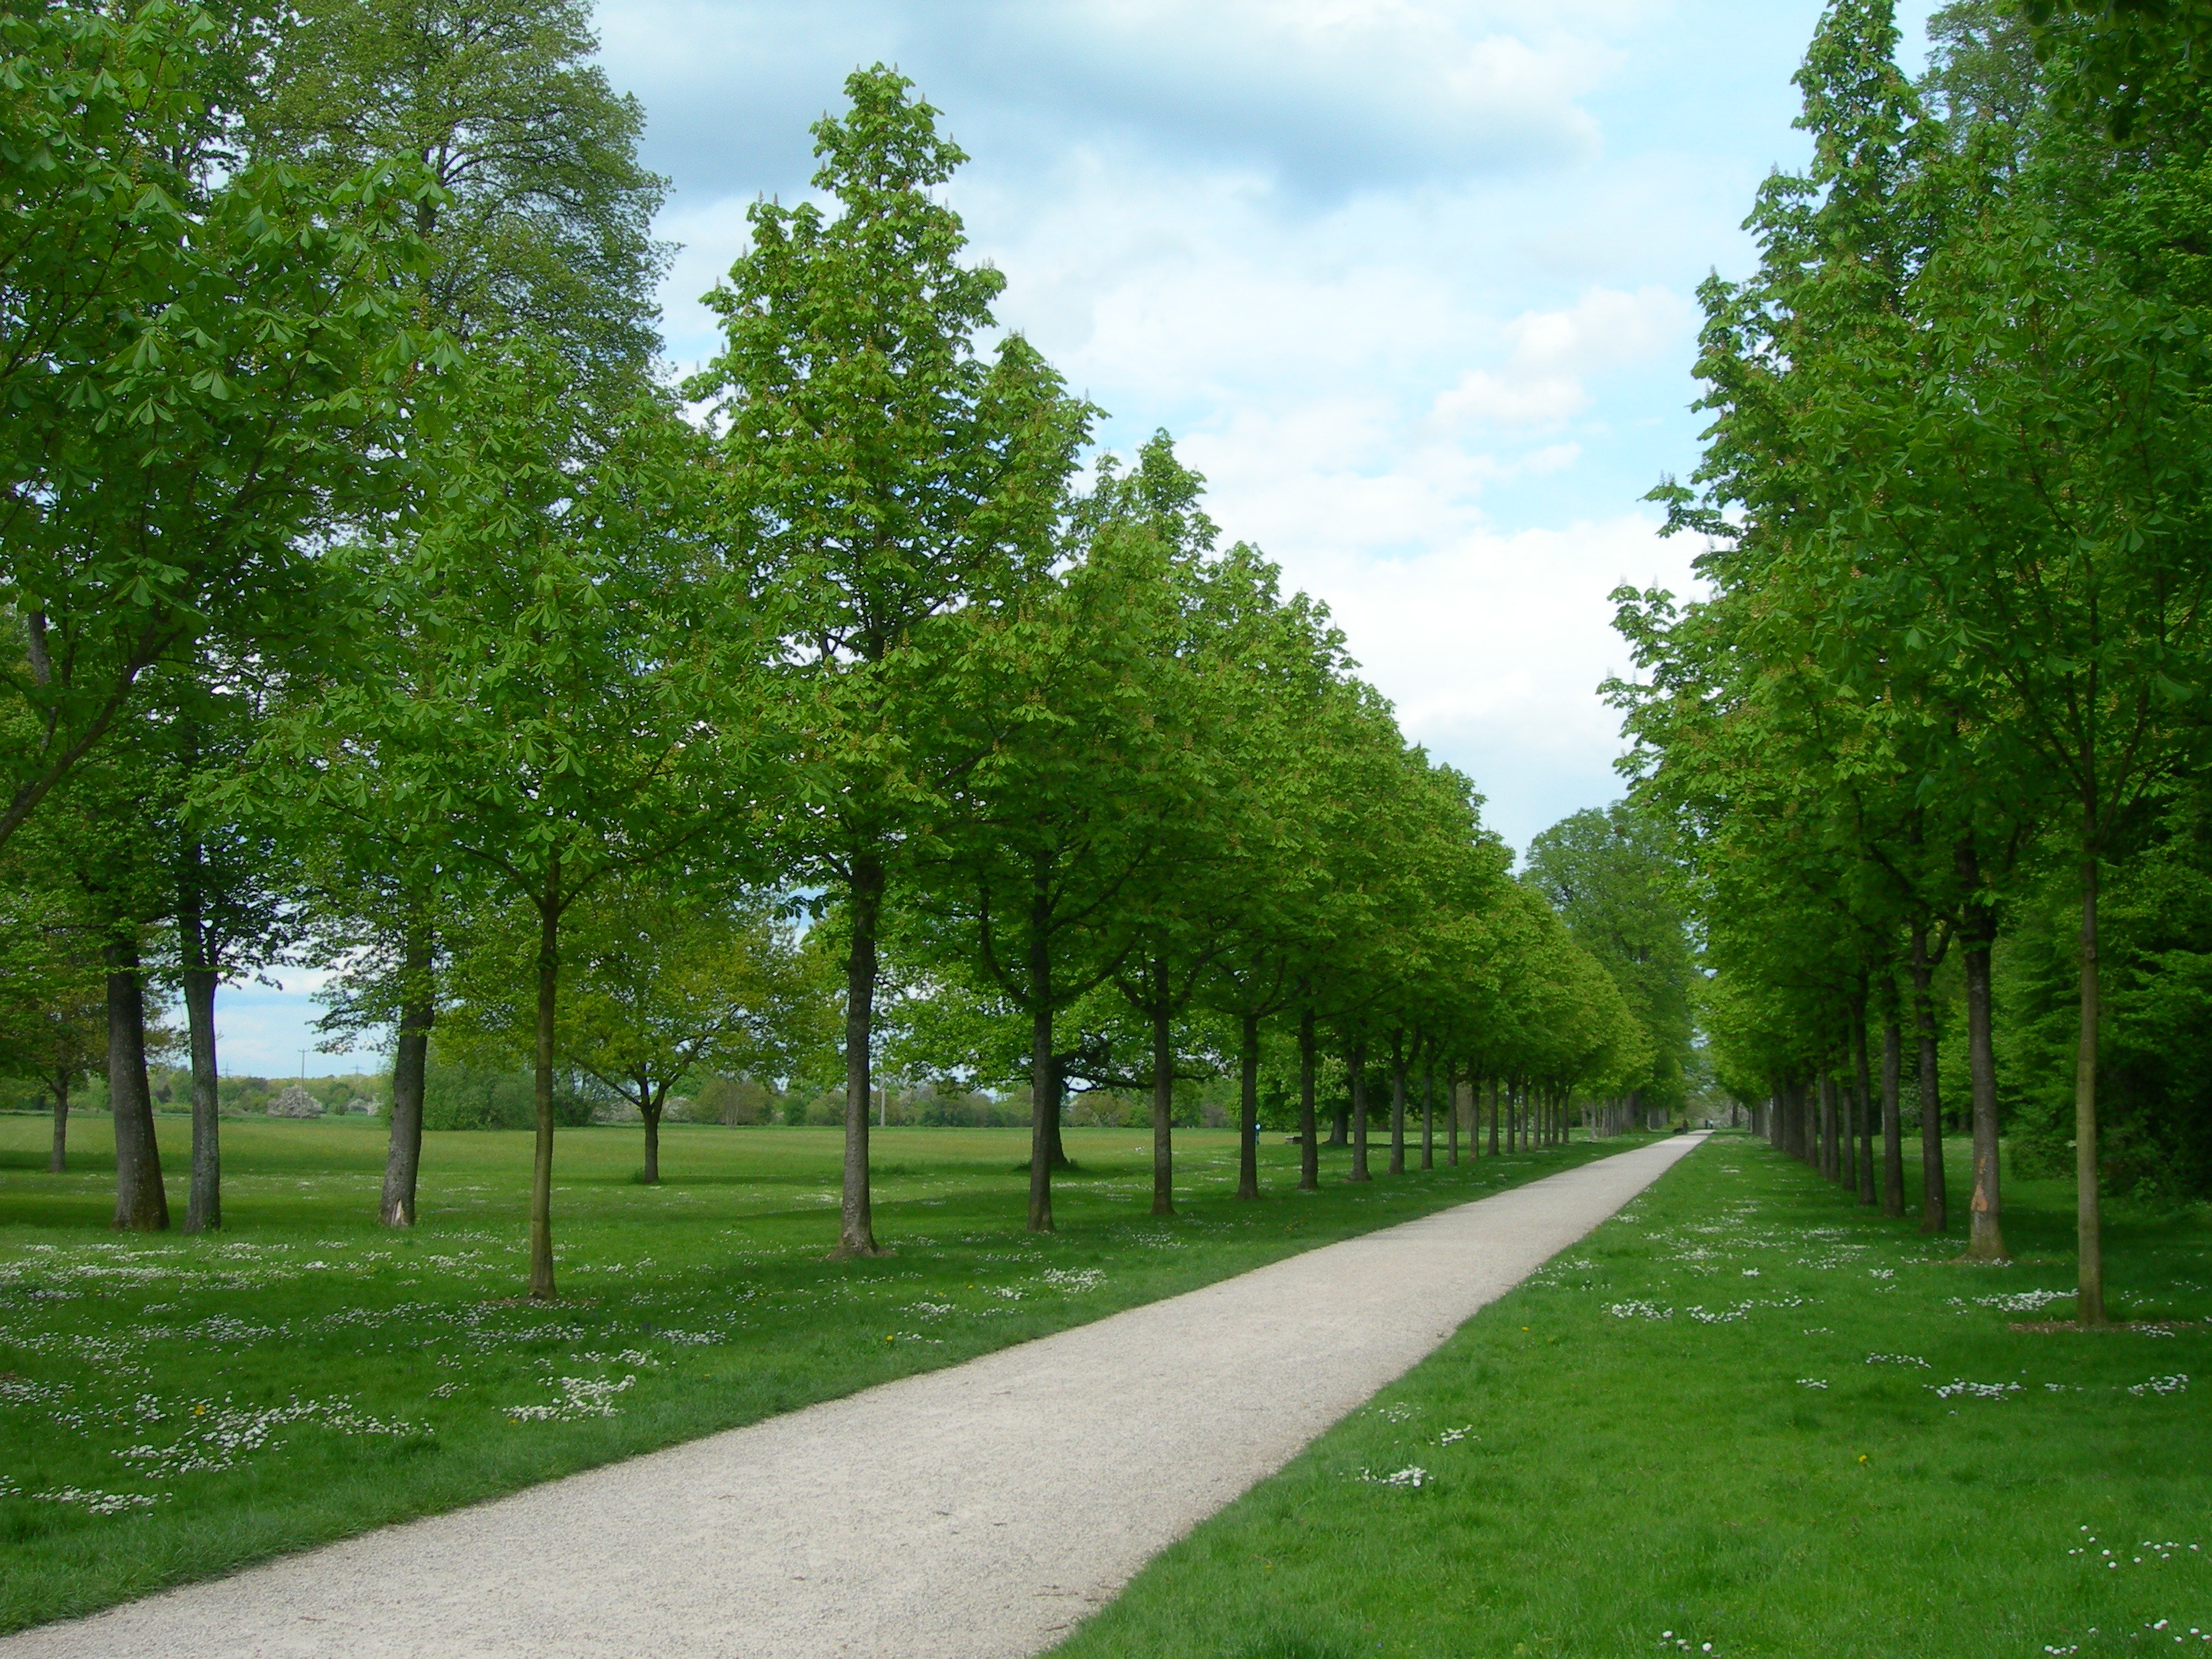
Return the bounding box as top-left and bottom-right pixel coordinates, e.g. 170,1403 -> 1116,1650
0,1110 -> 1644,1635
1048,1132 -> 2212,1659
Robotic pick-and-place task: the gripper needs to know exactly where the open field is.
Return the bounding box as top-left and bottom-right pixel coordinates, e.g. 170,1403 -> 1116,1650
0,1113 -> 1645,1635
1048,1133 -> 2212,1659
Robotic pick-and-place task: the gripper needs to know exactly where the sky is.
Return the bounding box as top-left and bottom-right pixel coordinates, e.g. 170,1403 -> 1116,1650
230,0 -> 1943,1076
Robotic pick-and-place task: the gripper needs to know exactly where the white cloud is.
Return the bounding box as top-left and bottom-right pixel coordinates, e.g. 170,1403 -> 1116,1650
602,0 -> 1648,202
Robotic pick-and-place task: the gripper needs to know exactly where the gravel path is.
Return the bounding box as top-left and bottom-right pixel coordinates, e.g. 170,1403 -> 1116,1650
7,1133 -> 1707,1659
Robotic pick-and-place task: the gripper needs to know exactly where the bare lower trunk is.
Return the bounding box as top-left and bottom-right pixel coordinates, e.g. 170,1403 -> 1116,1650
837,854 -> 884,1256
49,1076 -> 69,1173
1043,1066 -> 1069,1169
106,934 -> 167,1231
1150,987 -> 1174,1218
1421,1049 -> 1435,1169
1387,1030 -> 1406,1177
1348,1037 -> 1370,1182
1910,923 -> 1947,1234
1488,1078 -> 1500,1156
2075,850 -> 2105,1325
528,884 -> 559,1300
1237,1011 -> 1260,1202
1851,1007 -> 1876,1207
1026,879 -> 1056,1233
642,1100 -> 662,1184
1959,886 -> 2008,1262
181,965 -> 221,1231
1297,1007 -> 1319,1192
179,849 -> 221,1233
1446,1064 -> 1459,1166
381,914 -> 433,1228
1820,1074 -> 1838,1182
1880,1010 -> 1905,1219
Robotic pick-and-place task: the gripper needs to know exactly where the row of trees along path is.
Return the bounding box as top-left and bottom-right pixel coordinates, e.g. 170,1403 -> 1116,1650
1609,0 -> 2212,1323
0,1 -> 1684,1298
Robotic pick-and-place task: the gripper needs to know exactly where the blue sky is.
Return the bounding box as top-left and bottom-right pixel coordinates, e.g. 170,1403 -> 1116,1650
235,0 -> 1941,1076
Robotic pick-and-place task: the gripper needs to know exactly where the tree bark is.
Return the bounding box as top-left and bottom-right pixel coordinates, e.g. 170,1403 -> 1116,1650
49,1075 -> 70,1173
1910,922 -> 1947,1234
528,881 -> 559,1300
106,933 -> 167,1231
1445,1063 -> 1460,1166
178,849 -> 221,1233
1851,1003 -> 1876,1208
641,1098 -> 662,1185
1150,975 -> 1174,1218
1488,1077 -> 1500,1156
1820,1074 -> 1838,1182
837,853 -> 884,1256
1958,856 -> 2008,1261
1297,1007 -> 1319,1192
381,910 -> 433,1228
1237,1010 -> 1260,1202
2074,849 -> 2105,1324
1420,1046 -> 1435,1170
1387,1029 -> 1406,1177
1348,1035 -> 1370,1182
1880,1005 -> 1905,1219
1025,875 -> 1056,1233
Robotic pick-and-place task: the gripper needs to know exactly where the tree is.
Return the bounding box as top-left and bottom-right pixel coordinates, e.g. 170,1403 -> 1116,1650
446,879 -> 830,1182
0,881 -> 104,1172
2,0 -> 436,852
253,0 -> 669,384
287,351 -> 767,1296
689,65 -> 1089,1256
251,0 -> 673,1231
1521,803 -> 1695,1118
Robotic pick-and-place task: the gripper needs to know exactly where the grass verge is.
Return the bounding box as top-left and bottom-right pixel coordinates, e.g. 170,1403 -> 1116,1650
0,1112 -> 1644,1633
1047,1132 -> 2212,1659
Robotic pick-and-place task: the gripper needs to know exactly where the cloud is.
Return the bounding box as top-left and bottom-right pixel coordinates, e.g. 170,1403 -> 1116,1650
1432,286 -> 1694,429
601,0 -> 1644,204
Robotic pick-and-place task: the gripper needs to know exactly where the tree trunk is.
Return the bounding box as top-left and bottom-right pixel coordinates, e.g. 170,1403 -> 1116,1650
1488,1077 -> 1500,1156
381,911 -> 433,1228
2074,848 -> 2105,1324
1237,1010 -> 1260,1202
106,933 -> 167,1231
179,855 -> 221,1233
837,853 -> 884,1256
181,963 -> 220,1231
1026,876 -> 1056,1234
1297,1007 -> 1319,1192
1910,922 -> 1947,1234
528,884 -> 559,1300
1387,1029 -> 1406,1177
1820,1074 -> 1838,1182
641,1096 -> 662,1185
1446,1063 -> 1460,1166
1959,870 -> 2008,1262
1150,977 -> 1174,1218
1851,1004 -> 1876,1208
1044,1063 -> 1070,1169
1880,1004 -> 1905,1220
49,1074 -> 69,1173
1328,1098 -> 1349,1146
1421,1048 -> 1435,1170
1349,1036 -> 1370,1182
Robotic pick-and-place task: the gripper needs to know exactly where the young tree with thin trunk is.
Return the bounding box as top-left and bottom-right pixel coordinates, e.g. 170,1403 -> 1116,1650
294,353 -> 766,1296
691,66 -> 1089,1259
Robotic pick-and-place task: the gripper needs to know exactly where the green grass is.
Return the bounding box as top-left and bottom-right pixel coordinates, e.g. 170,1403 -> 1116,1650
1045,1133 -> 2212,1659
0,1111 -> 1645,1634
